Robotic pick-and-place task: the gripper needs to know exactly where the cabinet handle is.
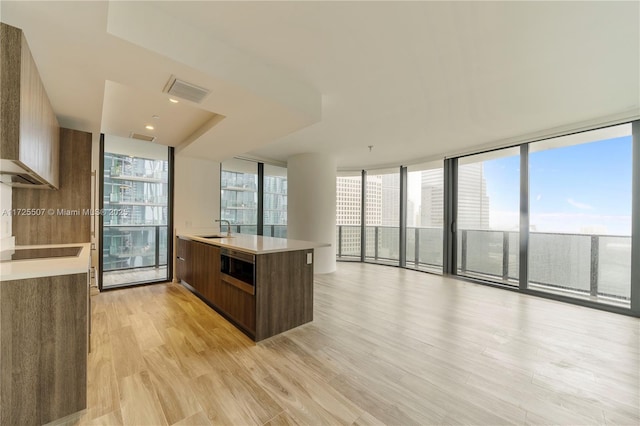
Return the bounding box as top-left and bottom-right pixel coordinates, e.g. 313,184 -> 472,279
220,273 -> 255,296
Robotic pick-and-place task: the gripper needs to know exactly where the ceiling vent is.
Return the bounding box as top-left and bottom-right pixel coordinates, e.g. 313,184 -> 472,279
164,75 -> 210,103
129,132 -> 156,142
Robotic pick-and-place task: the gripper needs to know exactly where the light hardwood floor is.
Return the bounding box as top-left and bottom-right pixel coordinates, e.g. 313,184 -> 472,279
51,263 -> 639,425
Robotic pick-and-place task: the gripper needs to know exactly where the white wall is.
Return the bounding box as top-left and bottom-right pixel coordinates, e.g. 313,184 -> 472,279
0,183 -> 14,250
287,153 -> 337,274
174,155 -> 221,234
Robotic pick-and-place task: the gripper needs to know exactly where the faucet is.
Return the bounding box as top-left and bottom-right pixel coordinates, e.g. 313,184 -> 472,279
216,219 -> 232,237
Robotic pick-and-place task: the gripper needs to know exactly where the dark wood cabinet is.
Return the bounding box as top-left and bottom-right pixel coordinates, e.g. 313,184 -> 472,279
0,23 -> 60,188
176,237 -> 313,341
217,276 -> 256,334
12,128 -> 91,245
255,250 -> 313,341
0,273 -> 88,425
190,241 -> 219,302
176,237 -> 192,285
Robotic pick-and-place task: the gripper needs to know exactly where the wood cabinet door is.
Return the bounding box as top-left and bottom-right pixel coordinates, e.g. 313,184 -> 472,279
202,245 -> 220,302
191,241 -> 208,294
217,277 -> 256,334
176,257 -> 185,282
176,238 -> 193,285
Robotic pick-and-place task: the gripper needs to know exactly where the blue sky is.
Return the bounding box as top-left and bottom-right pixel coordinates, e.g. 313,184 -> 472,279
483,135 -> 633,235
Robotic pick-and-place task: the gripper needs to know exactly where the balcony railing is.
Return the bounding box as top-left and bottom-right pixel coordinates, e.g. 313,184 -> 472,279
103,225 -> 168,272
336,225 -> 442,271
226,225 -> 288,238
336,225 -> 631,302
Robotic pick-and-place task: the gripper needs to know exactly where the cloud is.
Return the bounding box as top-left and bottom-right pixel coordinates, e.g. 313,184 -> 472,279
567,198 -> 593,210
536,194 -> 542,201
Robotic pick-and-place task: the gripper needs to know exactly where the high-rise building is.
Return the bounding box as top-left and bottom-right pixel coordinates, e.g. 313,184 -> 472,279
220,169 -> 258,227
337,174 -> 403,257
406,199 -> 416,227
419,163 -> 489,229
380,173 -> 400,226
263,175 -> 288,226
220,161 -> 288,234
103,152 -> 169,272
420,170 -> 444,227
456,162 -> 490,229
336,176 -> 366,256
336,176 -> 362,226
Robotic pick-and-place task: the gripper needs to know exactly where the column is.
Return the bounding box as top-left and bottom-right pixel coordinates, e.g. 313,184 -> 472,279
287,153 -> 336,273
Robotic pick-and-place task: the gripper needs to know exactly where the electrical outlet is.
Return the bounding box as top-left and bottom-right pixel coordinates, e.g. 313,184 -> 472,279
306,252 -> 313,264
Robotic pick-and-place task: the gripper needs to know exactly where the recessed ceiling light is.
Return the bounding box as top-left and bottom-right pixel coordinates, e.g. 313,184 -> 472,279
145,125 -> 154,130
169,98 -> 179,103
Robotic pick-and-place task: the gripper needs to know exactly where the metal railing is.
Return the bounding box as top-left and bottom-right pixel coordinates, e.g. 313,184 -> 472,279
103,225 -> 168,272
229,224 -> 288,238
336,225 -> 632,301
336,225 -> 442,269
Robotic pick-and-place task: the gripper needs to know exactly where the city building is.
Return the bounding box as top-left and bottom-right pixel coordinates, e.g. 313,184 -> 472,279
456,162 -> 490,230
420,169 -> 445,228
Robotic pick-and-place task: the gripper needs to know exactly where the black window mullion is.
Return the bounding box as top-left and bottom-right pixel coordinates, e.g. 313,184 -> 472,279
519,144 -> 529,290
443,158 -> 457,275
257,162 -> 264,236
98,134 -> 105,291
631,120 -> 640,315
360,170 -> 366,262
167,146 -> 174,281
399,166 -> 407,268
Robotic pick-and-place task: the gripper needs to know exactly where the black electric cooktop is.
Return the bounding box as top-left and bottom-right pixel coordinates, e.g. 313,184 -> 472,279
0,246 -> 82,262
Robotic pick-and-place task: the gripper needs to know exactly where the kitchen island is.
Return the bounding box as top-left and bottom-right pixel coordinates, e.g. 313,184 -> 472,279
176,234 -> 328,341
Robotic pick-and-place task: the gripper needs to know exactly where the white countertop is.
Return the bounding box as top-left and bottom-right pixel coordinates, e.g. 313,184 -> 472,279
0,243 -> 91,281
178,233 -> 330,254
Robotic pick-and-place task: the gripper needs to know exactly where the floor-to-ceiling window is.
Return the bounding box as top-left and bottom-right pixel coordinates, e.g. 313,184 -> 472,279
456,148 -> 520,285
221,158 -> 258,234
333,121 -> 637,316
365,168 -> 400,265
528,124 -> 633,306
336,172 -> 362,260
406,161 -> 444,273
264,164 -> 288,237
101,135 -> 171,288
221,159 -> 288,236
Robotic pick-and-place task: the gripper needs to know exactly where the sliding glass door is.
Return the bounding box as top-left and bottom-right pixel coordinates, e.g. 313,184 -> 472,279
456,148 -> 520,285
336,172 -> 363,260
406,161 -> 444,273
528,124 -> 633,306
332,121 -> 637,314
365,168 -> 400,266
100,135 -> 172,289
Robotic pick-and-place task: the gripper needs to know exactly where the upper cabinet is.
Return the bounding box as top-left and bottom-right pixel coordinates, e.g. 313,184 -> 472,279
0,23 -> 60,189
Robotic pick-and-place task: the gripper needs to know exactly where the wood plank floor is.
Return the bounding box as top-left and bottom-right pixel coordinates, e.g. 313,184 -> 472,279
50,262 -> 639,425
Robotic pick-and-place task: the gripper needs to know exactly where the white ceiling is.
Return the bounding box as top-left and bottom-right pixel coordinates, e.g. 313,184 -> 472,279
101,80 -> 218,146
2,1 -> 639,169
